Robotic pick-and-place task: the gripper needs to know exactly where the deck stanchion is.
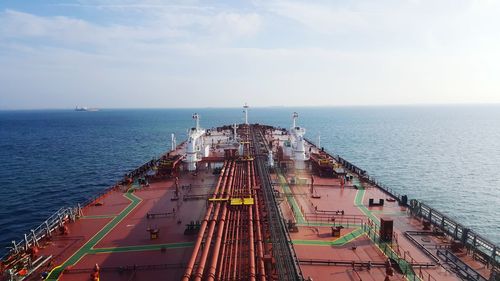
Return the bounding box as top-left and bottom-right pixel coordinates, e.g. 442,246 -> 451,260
12,241 -> 18,254
45,221 -> 51,237
31,230 -> 38,248
24,234 -> 29,251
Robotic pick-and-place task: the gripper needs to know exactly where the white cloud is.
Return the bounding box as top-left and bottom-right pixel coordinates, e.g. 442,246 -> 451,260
256,0 -> 365,33
0,6 -> 261,48
1,1 -> 500,109
257,0 -> 500,52
210,12 -> 261,39
0,9 -> 184,46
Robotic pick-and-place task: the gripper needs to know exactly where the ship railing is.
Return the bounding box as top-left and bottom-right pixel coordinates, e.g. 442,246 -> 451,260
62,262 -> 186,274
305,137 -> 500,257
299,258 -> 388,268
272,165 -> 360,228
302,213 -> 365,228
1,206 -> 77,260
124,156 -> 160,179
410,199 -> 500,269
80,184 -> 120,208
403,232 -> 441,264
81,154 -> 171,207
437,249 -> 489,281
304,135 -> 500,278
1,182 -> 125,262
299,257 -> 436,281
1,155 -> 163,261
361,221 -> 436,281
1,138 -> 191,263
78,155 -> 172,209
303,137 -> 404,203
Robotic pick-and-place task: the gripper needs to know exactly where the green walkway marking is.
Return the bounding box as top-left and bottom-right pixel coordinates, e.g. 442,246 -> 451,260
275,169 -> 417,280
292,227 -> 365,246
277,173 -> 306,224
364,227 -> 421,281
89,241 -> 195,254
47,189 -> 142,280
352,178 -> 421,281
353,178 -> 380,226
80,214 -> 117,219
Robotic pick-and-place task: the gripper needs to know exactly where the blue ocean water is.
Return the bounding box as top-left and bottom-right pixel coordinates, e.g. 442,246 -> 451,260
0,106 -> 499,256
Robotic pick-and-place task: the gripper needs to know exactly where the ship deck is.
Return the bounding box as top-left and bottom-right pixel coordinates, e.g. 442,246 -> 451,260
38,164 -> 219,280
269,129 -> 494,281
7,129 -> 234,281
2,124 -> 497,281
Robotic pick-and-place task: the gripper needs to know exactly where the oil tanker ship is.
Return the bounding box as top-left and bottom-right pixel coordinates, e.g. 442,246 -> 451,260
1,107 -> 499,281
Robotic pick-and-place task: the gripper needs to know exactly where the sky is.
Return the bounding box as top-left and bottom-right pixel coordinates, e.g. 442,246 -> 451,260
0,0 -> 499,109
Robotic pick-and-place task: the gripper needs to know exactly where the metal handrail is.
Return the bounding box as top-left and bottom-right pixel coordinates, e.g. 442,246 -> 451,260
1,150 -> 172,261
304,137 -> 404,202
411,199 -> 500,268
304,136 -> 500,271
2,206 -> 75,260
304,136 -> 500,279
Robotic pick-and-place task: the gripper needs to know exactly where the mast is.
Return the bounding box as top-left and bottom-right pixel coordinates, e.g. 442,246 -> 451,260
186,113 -> 205,171
193,113 -> 200,130
171,133 -> 176,151
243,103 -> 249,125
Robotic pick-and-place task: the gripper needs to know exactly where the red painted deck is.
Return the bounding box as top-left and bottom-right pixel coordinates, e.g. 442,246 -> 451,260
2,124 -> 496,281
270,128 -> 495,281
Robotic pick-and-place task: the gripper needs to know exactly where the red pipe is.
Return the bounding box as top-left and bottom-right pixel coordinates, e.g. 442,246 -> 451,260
205,202 -> 228,281
227,166 -> 241,281
232,209 -> 241,280
237,169 -> 245,279
210,161 -> 248,281
223,165 -> 239,281
247,161 -> 257,281
216,209 -> 232,280
193,161 -> 235,281
206,187 -> 232,281
228,208 -> 236,279
181,161 -> 231,281
224,195 -> 237,281
220,171 -> 238,281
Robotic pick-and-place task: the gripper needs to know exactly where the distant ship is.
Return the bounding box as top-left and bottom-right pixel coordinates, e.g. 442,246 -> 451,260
74,106 -> 99,112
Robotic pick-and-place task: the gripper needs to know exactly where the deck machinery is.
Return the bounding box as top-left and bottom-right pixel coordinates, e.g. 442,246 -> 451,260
1,108 -> 499,281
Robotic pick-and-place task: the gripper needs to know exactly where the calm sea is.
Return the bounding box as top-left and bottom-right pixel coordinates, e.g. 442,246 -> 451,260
0,106 -> 499,255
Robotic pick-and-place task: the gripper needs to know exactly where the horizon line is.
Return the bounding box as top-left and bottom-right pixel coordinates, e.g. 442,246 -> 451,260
1,101 -> 500,111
